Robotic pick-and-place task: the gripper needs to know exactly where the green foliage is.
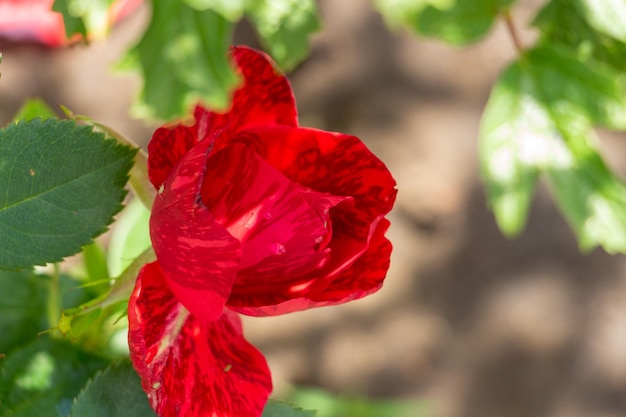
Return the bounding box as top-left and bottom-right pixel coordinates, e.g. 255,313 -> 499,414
12,100 -> 57,122
106,197 -> 151,278
0,337 -> 108,417
0,119 -> 136,270
70,362 -> 155,417
247,0 -> 320,71
375,0 -> 514,44
533,0 -> 626,70
287,387 -> 428,417
0,270 -> 47,353
118,0 -> 238,120
52,0 -> 115,39
262,400 -> 315,417
480,45 -> 626,251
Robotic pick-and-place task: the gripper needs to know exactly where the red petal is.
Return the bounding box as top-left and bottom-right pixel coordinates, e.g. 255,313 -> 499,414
151,139 -> 242,322
148,125 -> 198,189
199,143 -> 347,294
129,262 -> 272,417
234,126 -> 397,240
193,46 -> 298,145
230,218 -> 393,316
147,46 -> 297,190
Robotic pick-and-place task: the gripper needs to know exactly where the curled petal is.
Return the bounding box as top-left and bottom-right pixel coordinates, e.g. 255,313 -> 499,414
147,46 -> 297,190
193,46 -> 298,144
151,139 -> 242,322
148,125 -> 198,189
199,143 -> 347,293
234,126 -> 397,242
129,262 -> 272,417
229,218 -> 392,316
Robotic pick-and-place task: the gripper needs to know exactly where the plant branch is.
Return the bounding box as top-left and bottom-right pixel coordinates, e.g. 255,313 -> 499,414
503,9 -> 523,54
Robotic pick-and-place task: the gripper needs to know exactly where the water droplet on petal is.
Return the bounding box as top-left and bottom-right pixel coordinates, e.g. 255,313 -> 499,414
272,243 -> 286,255
264,211 -> 273,220
314,236 -> 324,244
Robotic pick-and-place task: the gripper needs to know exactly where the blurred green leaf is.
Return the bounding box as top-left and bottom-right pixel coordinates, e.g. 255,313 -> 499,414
0,270 -> 47,354
373,0 -> 452,28
479,67 -> 542,236
82,242 -> 110,283
577,0 -> 626,43
533,0 -> 626,71
182,0 -> 247,20
480,45 -> 626,251
52,0 -> 115,39
11,100 -> 57,123
287,387 -> 427,417
246,0 -> 320,70
70,362 -> 155,417
396,0 -> 515,45
0,337 -> 107,417
118,0 -> 238,120
107,197 -> 151,278
0,119 -> 136,270
262,400 -> 315,417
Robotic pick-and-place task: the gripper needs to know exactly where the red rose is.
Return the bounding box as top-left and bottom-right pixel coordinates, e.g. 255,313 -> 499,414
0,0 -> 142,47
128,46 -> 397,417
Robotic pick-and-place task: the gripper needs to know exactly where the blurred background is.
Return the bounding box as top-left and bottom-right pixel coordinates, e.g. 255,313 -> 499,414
2,0 -> 626,416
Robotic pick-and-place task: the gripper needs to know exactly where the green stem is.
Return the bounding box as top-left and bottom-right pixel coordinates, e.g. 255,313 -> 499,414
503,9 -> 524,54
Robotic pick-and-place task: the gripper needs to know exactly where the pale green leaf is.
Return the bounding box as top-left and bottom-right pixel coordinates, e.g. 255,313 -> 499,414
409,0 -> 515,45
246,0 -> 320,70
182,0 -> 247,20
578,0 -> 626,43
12,99 -> 57,123
118,0 -> 238,120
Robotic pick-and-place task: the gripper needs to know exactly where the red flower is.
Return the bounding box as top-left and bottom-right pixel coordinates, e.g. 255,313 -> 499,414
129,46 -> 397,417
0,0 -> 142,47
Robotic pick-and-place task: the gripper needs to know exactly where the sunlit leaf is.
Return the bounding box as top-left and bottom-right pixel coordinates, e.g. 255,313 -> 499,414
11,99 -> 57,123
480,44 -> 626,251
0,119 -> 136,270
246,0 -> 320,70
118,0 -> 238,120
533,0 -> 626,71
182,0 -> 246,20
389,0 -> 515,44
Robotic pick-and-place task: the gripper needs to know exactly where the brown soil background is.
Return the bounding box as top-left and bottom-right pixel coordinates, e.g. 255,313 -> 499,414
2,1 -> 626,416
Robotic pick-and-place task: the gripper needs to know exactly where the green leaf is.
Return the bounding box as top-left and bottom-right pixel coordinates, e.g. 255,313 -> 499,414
52,0 -> 87,38
262,400 -> 315,417
70,362 -> 155,417
182,0 -> 247,20
118,0 -> 238,120
577,0 -> 626,43
107,197 -> 151,278
12,100 -> 57,123
479,67 -> 542,236
52,0 -> 115,39
532,0 -> 626,70
0,119 -> 136,270
480,45 -> 626,251
246,0 -> 321,70
373,0 -> 453,28
0,270 -> 47,353
408,0 -> 515,45
287,387 -> 428,417
0,337 -> 108,417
